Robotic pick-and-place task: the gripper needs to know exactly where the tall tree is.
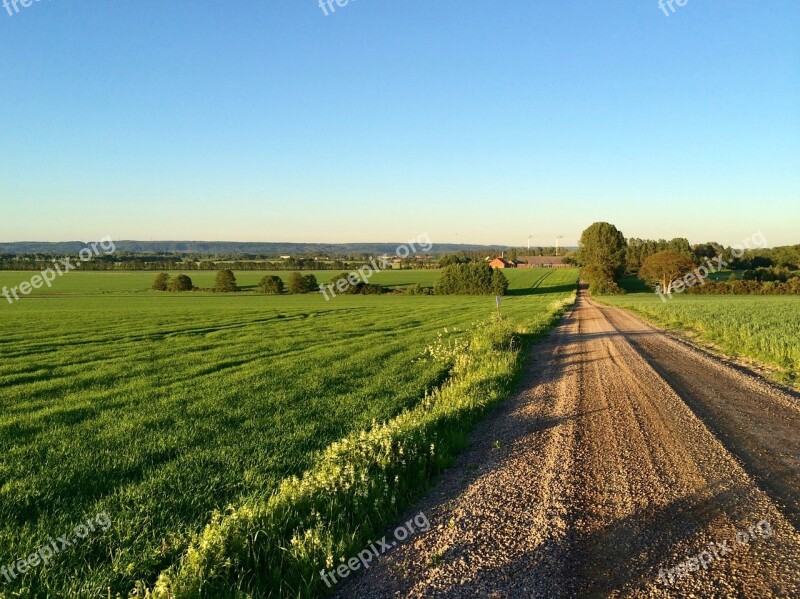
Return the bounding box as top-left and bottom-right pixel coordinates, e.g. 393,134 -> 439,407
577,222 -> 626,293
639,251 -> 696,292
666,237 -> 692,256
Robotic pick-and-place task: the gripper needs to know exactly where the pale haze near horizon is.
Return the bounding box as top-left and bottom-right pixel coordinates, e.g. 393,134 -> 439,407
1,1 -> 798,248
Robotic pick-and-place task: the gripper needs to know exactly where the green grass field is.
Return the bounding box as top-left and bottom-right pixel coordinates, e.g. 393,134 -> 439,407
0,268 -> 577,596
599,293 -> 800,384
0,267 -> 564,296
1,269 -> 443,296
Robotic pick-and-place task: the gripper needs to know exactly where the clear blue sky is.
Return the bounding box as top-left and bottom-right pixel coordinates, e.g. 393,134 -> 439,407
1,0 -> 798,247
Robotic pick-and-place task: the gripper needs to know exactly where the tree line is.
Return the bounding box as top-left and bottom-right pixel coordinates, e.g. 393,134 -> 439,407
152,270 -> 322,294
577,222 -> 800,295
151,266 -> 507,297
0,256 -> 406,272
434,263 -> 509,295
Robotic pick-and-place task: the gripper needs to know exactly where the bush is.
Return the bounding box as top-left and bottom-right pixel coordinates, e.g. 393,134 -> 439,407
685,279 -> 800,296
152,273 -> 170,291
166,274 -> 193,292
287,272 -> 319,294
303,274 -> 319,293
491,270 -> 509,295
582,264 -> 623,295
328,272 -> 359,294
215,269 -> 239,292
259,275 -> 284,295
587,278 -> 622,295
399,284 -> 433,296
327,272 -> 385,295
439,255 -> 472,267
435,262 -> 508,295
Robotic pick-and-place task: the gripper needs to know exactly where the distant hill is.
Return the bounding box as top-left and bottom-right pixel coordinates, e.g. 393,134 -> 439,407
0,240 -> 516,256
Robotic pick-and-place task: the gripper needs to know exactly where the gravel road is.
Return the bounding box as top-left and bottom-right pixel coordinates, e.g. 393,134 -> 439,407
337,291 -> 800,598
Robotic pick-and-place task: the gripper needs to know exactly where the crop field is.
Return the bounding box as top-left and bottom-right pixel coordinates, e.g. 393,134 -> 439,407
0,268 -> 578,596
599,293 -> 800,383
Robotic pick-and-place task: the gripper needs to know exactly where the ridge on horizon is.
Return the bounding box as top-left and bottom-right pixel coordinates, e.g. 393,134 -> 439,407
0,240 -> 578,256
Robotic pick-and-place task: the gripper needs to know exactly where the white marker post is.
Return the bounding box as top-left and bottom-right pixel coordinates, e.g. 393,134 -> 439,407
496,295 -> 502,319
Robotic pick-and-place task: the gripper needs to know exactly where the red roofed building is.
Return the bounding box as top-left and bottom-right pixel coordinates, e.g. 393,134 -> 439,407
489,257 -> 516,269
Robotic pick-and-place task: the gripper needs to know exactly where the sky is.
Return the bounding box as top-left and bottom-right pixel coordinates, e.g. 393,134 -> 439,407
0,0 -> 798,248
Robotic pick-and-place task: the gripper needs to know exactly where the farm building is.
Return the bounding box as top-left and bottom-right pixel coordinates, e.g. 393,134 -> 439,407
489,257 -> 516,269
516,256 -> 569,268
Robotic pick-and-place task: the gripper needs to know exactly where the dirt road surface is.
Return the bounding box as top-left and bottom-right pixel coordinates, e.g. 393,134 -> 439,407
337,291 -> 800,598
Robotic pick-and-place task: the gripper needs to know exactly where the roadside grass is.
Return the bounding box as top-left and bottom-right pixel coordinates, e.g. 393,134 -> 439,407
598,293 -> 800,385
0,268 -> 578,596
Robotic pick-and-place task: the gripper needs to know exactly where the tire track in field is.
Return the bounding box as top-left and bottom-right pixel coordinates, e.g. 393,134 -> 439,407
338,290 -> 800,598
530,269 -> 554,290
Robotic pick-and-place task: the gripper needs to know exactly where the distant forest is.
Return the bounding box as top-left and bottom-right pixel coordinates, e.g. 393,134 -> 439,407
0,240 -> 511,256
